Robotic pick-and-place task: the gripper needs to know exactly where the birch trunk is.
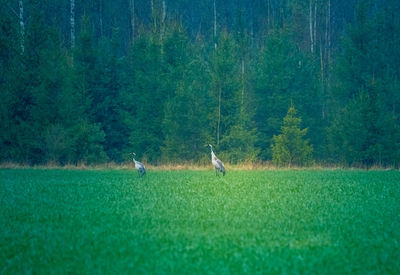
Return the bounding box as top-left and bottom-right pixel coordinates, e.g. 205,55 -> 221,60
151,0 -> 155,32
19,0 -> 24,53
161,0 -> 166,40
250,7 -> 254,47
327,0 -> 331,67
130,0 -> 135,43
213,0 -> 217,49
267,0 -> 270,31
70,0 -> 75,48
99,0 -> 103,37
309,0 -> 313,53
162,0 -> 166,23
150,0 -> 155,32
314,3 -> 317,51
326,0 -> 331,109
320,39 -> 325,119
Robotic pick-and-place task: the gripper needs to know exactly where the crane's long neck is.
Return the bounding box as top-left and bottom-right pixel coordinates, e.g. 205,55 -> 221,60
210,149 -> 216,159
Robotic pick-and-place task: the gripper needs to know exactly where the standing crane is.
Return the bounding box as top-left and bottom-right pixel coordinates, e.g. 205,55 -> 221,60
130,152 -> 146,177
208,144 -> 225,176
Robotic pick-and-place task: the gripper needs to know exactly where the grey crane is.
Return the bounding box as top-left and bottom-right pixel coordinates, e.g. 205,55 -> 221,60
130,152 -> 146,177
208,144 -> 225,176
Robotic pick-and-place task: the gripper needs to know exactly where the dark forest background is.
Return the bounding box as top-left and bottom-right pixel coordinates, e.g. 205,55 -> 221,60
1,0 -> 400,167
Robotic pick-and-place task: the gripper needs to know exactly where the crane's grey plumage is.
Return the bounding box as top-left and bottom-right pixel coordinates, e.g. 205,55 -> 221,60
130,152 -> 146,177
208,144 -> 225,176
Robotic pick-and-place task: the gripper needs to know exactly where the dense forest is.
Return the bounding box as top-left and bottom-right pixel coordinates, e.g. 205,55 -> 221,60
1,0 -> 399,167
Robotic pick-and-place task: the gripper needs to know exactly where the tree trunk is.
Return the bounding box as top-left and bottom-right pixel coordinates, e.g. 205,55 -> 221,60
161,0 -> 166,40
320,39 -> 325,119
214,0 -> 217,49
250,5 -> 254,47
326,0 -> 331,117
162,0 -> 166,23
130,0 -> 135,43
151,0 -> 155,32
309,0 -> 313,53
327,0 -> 331,64
267,0 -> 270,31
327,0 -> 331,74
19,0 -> 24,53
314,2 -> 317,51
99,0 -> 103,37
70,0 -> 75,48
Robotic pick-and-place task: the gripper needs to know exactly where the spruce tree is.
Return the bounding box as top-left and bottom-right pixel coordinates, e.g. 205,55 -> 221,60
271,105 -> 313,167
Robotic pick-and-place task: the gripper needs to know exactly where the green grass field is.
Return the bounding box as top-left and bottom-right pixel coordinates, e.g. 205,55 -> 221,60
1,169 -> 399,274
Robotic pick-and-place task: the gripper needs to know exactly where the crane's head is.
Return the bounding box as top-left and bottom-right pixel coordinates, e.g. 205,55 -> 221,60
129,152 -> 136,156
208,144 -> 212,148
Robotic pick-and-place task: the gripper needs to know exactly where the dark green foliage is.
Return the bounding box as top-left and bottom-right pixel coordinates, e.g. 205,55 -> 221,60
0,3 -> 20,162
272,105 -> 313,167
71,15 -> 108,164
0,0 -> 400,166
1,2 -> 81,164
92,33 -> 128,163
161,27 -> 211,162
254,31 -> 319,161
219,27 -> 260,164
220,124 -> 259,163
330,1 -> 400,167
123,33 -> 165,163
210,31 -> 241,144
328,89 -> 400,167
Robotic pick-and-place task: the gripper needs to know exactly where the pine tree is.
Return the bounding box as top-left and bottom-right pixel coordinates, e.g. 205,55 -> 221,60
271,105 -> 313,167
